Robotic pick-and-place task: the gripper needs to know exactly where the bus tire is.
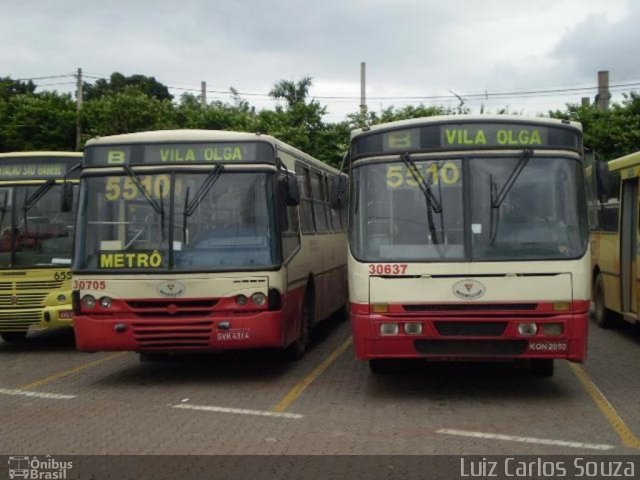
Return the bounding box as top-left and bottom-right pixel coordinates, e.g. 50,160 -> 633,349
594,273 -> 615,329
0,332 -> 27,343
139,352 -> 169,362
528,359 -> 554,377
369,359 -> 402,374
284,287 -> 312,361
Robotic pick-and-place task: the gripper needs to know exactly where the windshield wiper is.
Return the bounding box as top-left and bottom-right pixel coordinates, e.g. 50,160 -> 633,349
489,149 -> 533,244
123,165 -> 166,241
400,152 -> 443,244
23,179 -> 55,212
182,165 -> 224,243
491,149 -> 533,209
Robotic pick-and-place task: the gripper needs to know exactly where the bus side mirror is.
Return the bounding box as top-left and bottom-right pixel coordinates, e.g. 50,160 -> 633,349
283,171 -> 300,206
596,161 -> 611,200
61,182 -> 74,213
330,176 -> 347,210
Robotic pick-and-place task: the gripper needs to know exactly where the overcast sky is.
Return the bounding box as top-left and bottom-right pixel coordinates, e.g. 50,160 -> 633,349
2,0 -> 638,121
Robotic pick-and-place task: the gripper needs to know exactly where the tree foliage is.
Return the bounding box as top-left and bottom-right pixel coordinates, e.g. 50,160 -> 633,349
1,72 -> 639,166
84,72 -> 173,102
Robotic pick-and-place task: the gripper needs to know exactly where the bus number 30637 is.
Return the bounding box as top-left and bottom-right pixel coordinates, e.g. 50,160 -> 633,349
369,264 -> 408,275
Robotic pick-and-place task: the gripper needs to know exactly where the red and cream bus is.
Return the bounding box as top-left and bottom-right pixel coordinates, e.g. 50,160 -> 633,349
72,130 -> 347,360
332,115 -> 590,376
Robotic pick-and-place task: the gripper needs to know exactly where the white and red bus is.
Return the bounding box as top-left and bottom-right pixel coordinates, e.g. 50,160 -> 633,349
333,115 -> 590,376
72,130 -> 347,360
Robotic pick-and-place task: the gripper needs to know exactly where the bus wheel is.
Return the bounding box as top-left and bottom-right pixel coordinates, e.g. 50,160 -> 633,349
284,291 -> 312,361
0,332 -> 27,343
528,359 -> 554,377
369,359 -> 402,374
594,273 -> 614,328
139,352 -> 169,362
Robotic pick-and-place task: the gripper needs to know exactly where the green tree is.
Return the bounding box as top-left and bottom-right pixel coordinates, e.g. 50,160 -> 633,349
549,92 -> 640,160
0,91 -> 75,152
269,77 -> 313,107
81,86 -> 176,143
0,76 -> 36,101
84,72 -> 173,101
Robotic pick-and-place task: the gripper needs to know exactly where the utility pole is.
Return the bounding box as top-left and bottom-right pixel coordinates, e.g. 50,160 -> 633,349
596,70 -> 610,110
76,67 -> 83,151
360,62 -> 367,119
201,81 -> 207,107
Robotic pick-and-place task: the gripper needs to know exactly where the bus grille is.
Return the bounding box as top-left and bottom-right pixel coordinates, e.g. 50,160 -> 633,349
0,280 -> 64,291
132,320 -> 213,349
434,321 -> 508,337
126,299 -> 218,318
0,310 -> 41,331
415,339 -> 527,356
404,303 -> 538,312
0,293 -> 47,307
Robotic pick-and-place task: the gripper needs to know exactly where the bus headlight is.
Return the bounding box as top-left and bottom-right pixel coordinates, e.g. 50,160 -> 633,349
236,295 -> 248,306
251,293 -> 267,306
404,322 -> 422,335
380,323 -> 398,335
100,296 -> 112,308
81,295 -> 96,309
518,322 -> 538,336
57,294 -> 67,303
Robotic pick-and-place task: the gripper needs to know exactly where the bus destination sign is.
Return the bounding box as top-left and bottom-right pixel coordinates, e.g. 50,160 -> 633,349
353,122 -> 581,157
0,157 -> 80,179
85,142 -> 274,166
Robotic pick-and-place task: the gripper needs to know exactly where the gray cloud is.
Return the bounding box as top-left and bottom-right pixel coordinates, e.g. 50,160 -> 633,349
1,0 -> 636,119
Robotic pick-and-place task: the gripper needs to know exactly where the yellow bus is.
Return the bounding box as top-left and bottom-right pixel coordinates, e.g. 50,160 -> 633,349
0,152 -> 81,343
72,130 -> 347,360
589,150 -> 640,328
332,115 -> 590,376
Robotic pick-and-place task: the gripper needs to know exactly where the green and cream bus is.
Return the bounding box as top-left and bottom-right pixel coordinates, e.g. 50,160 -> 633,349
0,152 -> 81,343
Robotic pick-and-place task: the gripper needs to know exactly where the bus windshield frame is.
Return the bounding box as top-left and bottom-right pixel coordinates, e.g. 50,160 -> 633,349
73,167 -> 282,274
349,152 -> 589,263
0,181 -> 79,269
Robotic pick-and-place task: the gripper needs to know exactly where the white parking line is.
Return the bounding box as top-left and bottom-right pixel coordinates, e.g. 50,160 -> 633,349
437,428 -> 614,451
0,388 -> 76,400
172,403 -> 303,419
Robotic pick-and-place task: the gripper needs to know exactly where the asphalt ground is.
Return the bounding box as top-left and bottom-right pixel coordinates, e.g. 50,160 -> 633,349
0,313 -> 639,456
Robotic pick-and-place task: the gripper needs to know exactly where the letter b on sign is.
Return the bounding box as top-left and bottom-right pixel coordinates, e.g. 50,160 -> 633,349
107,150 -> 126,164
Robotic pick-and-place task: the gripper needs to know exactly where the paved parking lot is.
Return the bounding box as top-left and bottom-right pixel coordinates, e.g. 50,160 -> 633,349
0,313 -> 639,456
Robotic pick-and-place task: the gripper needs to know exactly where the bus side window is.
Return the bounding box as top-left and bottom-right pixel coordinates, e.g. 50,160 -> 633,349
281,172 -> 300,260
601,171 -> 621,232
296,163 -> 315,234
311,171 -> 328,233
326,174 -> 341,232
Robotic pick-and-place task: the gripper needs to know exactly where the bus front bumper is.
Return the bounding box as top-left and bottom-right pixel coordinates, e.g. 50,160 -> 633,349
0,306 -> 74,333
350,303 -> 589,362
73,312 -> 287,352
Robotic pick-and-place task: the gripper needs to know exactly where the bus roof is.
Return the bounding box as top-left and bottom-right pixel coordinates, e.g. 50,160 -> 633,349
0,151 -> 82,158
607,150 -> 640,172
85,129 -> 341,174
350,114 -> 582,139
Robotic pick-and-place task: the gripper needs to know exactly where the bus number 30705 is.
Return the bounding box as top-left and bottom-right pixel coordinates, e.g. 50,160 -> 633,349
73,280 -> 107,290
369,264 -> 408,275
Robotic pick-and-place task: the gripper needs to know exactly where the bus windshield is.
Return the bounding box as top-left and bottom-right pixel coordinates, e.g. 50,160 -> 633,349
75,171 -> 278,271
350,155 -> 588,262
0,184 -> 78,268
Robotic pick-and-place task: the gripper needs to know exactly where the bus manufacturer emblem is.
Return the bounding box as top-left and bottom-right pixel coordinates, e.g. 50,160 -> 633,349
157,281 -> 185,298
453,279 -> 486,300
